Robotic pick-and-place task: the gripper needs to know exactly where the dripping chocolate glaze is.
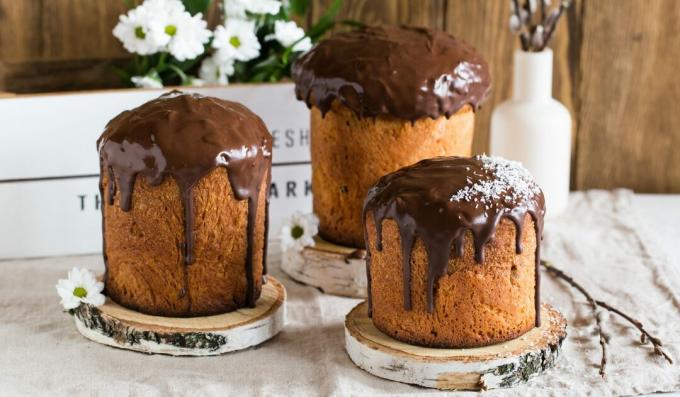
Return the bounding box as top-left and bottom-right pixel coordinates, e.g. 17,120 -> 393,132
97,91 -> 272,309
363,156 -> 545,327
292,25 -> 491,121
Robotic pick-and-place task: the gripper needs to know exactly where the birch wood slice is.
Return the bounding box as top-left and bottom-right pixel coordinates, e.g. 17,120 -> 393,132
72,276 -> 286,356
345,301 -> 566,390
281,235 -> 367,298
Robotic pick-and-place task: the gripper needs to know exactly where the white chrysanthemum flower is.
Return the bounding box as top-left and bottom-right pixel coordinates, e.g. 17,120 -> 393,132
212,20 -> 261,62
131,75 -> 164,88
56,268 -> 105,310
223,0 -> 281,18
113,5 -> 163,55
199,55 -> 235,85
280,212 -> 319,252
267,20 -> 312,52
165,11 -> 212,61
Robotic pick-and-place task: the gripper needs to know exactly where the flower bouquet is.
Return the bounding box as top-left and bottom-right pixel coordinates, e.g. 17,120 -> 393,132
113,0 -> 344,88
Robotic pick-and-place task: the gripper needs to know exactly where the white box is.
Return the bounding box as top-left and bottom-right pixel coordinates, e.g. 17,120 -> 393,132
0,83 -> 311,259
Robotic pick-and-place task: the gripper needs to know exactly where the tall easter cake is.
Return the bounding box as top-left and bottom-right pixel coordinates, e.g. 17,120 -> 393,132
363,155 -> 545,348
98,91 -> 272,317
293,25 -> 491,248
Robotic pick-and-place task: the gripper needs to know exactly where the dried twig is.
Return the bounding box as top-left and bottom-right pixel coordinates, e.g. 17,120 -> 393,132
542,260 -> 608,377
541,260 -> 674,378
595,299 -> 673,365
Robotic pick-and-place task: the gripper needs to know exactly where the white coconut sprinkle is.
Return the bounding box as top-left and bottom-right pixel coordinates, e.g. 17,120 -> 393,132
450,155 -> 541,204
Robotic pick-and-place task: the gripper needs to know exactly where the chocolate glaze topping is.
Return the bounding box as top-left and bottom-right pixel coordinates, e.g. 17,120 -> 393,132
363,156 -> 545,326
292,25 -> 491,121
98,91 -> 272,308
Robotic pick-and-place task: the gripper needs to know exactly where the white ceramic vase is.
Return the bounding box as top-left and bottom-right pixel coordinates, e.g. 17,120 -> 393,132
490,49 -> 571,217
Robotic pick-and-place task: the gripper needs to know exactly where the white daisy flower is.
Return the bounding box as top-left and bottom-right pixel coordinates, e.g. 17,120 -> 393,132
131,74 -> 164,88
165,11 -> 212,61
113,5 -> 163,55
56,268 -> 105,310
199,55 -> 235,85
143,0 -> 185,14
280,212 -> 319,252
187,77 -> 205,87
223,0 -> 282,18
212,20 -> 261,62
143,0 -> 190,48
115,0 -> 211,61
266,20 -> 312,52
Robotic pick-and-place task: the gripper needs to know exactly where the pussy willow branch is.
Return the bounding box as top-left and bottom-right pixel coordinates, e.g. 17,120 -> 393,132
512,0 -> 530,50
541,260 -> 607,377
511,0 -> 571,51
540,0 -> 547,25
541,1 -> 570,51
542,260 -> 673,378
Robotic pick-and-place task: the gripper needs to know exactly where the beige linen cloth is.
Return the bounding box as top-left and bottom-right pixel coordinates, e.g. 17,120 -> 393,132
0,190 -> 678,396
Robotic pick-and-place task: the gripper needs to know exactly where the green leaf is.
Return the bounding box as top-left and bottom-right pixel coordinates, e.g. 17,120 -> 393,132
112,66 -> 132,86
289,0 -> 309,16
252,54 -> 282,70
270,67 -> 284,82
249,68 -> 274,83
172,55 -> 204,72
340,19 -> 365,29
182,0 -> 212,15
122,0 -> 139,9
306,0 -> 343,40
146,68 -> 163,81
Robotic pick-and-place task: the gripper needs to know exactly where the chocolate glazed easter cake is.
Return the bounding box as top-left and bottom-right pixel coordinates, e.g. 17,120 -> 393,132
363,155 -> 545,348
292,25 -> 491,248
98,91 -> 272,317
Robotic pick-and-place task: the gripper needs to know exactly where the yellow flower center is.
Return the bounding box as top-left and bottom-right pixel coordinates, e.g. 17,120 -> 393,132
134,26 -> 146,39
291,225 -> 304,239
230,36 -> 241,48
165,25 -> 177,36
73,287 -> 87,298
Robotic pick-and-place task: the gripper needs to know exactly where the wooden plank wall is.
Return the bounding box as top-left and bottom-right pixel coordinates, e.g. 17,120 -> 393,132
1,0 -> 679,192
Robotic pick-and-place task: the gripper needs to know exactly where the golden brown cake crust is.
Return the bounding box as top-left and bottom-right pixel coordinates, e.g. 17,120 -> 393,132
366,215 -> 537,348
311,102 -> 474,248
102,168 -> 267,317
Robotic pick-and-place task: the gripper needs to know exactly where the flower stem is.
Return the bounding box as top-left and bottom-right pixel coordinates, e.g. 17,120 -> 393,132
167,64 -> 188,84
157,52 -> 168,72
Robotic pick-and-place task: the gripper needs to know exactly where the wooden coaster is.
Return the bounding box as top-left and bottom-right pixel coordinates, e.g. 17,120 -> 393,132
281,235 -> 367,298
72,276 -> 286,356
345,301 -> 566,390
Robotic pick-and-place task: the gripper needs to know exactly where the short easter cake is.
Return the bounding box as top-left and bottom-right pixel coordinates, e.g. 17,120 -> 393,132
363,155 -> 545,348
